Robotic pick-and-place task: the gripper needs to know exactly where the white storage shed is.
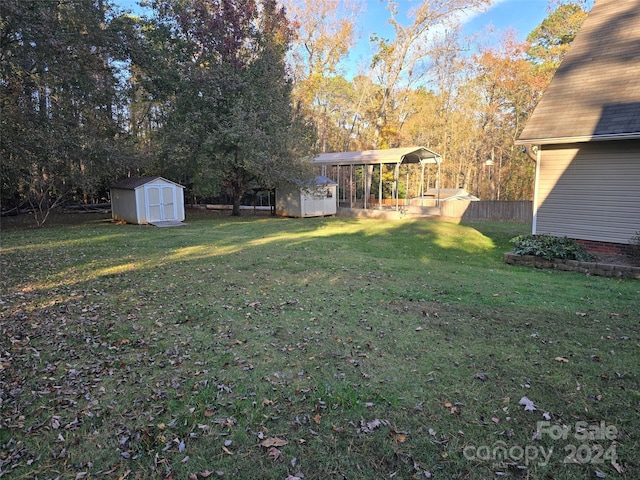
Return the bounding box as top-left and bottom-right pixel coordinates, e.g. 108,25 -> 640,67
276,176 -> 338,218
110,176 -> 185,225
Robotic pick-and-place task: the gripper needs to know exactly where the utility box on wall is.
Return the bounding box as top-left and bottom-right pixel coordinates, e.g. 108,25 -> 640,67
276,176 -> 337,218
110,176 -> 185,225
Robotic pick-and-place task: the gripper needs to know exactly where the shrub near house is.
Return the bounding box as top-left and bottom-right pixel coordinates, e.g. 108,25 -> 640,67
510,234 -> 593,261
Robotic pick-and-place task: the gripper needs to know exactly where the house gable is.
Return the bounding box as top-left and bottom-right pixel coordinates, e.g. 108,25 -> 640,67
518,0 -> 640,144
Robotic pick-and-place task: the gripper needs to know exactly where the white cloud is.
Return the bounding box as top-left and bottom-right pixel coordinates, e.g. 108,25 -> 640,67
456,0 -> 512,26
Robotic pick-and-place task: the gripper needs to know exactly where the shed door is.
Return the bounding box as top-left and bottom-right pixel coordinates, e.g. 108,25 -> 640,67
146,184 -> 177,222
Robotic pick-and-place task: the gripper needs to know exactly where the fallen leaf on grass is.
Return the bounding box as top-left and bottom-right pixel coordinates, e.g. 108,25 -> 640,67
443,401 -> 462,414
214,417 -> 237,428
267,446 -> 284,462
518,396 -> 536,411
260,437 -> 288,448
611,461 -> 624,474
358,418 -> 389,434
394,433 -> 407,443
221,445 -> 234,455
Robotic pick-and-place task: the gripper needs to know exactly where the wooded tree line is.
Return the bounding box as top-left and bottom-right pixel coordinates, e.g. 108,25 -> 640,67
1,0 -> 590,222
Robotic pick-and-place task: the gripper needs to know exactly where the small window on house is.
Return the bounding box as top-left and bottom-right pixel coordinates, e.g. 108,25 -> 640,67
326,189 -> 333,198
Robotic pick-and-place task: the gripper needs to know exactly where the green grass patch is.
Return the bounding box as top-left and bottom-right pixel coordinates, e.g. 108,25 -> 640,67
1,214 -> 638,479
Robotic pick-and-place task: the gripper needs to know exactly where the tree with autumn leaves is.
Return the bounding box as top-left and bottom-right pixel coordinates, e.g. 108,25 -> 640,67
287,0 -> 591,200
134,0 -> 315,215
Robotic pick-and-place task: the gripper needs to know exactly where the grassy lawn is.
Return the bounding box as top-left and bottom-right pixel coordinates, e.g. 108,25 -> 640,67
1,213 -> 638,479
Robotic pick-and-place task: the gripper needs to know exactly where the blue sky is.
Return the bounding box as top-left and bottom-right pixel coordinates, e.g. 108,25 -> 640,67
114,0 -> 556,42
463,0 -> 553,38
113,0 -> 559,72
345,0 -> 557,68
357,0 -> 553,40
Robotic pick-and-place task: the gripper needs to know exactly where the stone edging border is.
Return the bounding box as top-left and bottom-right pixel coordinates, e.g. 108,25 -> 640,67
503,253 -> 640,279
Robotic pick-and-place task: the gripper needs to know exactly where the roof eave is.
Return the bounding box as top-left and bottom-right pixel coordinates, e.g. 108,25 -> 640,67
515,132 -> 640,146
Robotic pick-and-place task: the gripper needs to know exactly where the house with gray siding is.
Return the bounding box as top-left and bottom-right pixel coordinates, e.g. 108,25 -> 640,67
516,0 -> 640,252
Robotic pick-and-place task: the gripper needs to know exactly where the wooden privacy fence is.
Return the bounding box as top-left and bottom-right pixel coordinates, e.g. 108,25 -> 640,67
440,201 -> 533,222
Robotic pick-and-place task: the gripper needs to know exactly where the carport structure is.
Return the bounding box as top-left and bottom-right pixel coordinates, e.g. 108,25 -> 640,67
312,146 -> 443,211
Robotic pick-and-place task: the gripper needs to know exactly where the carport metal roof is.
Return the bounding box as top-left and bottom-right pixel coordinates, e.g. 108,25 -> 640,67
312,146 -> 442,166
311,146 -> 443,211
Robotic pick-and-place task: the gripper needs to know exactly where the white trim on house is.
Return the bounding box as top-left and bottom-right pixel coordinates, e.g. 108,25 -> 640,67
532,147 -> 542,235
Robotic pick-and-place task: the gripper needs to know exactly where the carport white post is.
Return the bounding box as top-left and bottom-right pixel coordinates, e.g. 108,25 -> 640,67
390,155 -> 442,211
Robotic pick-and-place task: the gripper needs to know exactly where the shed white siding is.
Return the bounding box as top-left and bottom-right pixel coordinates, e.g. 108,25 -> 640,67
276,180 -> 337,218
300,186 -> 337,217
534,141 -> 640,244
111,177 -> 185,225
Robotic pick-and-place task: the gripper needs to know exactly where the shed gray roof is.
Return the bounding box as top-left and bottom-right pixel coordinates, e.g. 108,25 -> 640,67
111,176 -> 183,190
294,175 -> 338,187
313,175 -> 337,186
517,0 -> 640,145
312,146 -> 442,166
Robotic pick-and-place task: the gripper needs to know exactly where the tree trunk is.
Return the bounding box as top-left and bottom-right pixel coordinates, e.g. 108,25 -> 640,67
232,196 -> 241,216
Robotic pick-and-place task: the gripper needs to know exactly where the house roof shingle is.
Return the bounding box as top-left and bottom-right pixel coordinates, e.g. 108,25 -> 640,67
517,0 -> 640,145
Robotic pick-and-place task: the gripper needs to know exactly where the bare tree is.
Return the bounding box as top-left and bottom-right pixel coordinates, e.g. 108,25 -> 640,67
370,0 -> 491,147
